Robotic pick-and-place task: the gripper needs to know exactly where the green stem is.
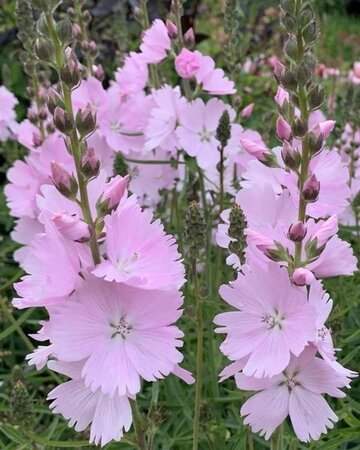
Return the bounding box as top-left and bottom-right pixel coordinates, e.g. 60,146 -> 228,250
131,400 -> 148,450
140,0 -> 161,88
31,73 -> 46,139
124,157 -> 184,165
192,259 -> 204,450
271,425 -> 282,450
45,13 -> 101,265
73,0 -> 94,75
246,426 -> 255,450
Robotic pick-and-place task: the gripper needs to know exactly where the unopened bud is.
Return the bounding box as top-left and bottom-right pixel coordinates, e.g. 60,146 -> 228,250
303,20 -> 318,46
184,27 -> 195,47
34,37 -> 54,62
27,110 -> 38,124
281,141 -> 301,170
307,131 -> 324,156
281,69 -> 297,91
228,204 -> 247,265
51,161 -> 78,198
216,110 -> 231,148
184,201 -> 206,258
88,40 -> 98,57
60,53 -> 80,87
32,132 -> 43,148
94,64 -> 105,81
47,87 -> 64,115
53,106 -> 74,134
72,23 -> 82,39
76,105 -> 96,137
292,117 -> 308,138
282,13 -> 297,33
38,106 -> 48,121
52,212 -> 90,241
293,267 -> 315,286
96,175 -> 130,216
56,18 -> 73,44
166,20 -> 178,39
302,173 -> 320,202
276,116 -> 292,141
81,147 -> 100,178
288,221 -> 307,242
284,37 -> 297,61
273,60 -> 285,82
308,85 -> 325,110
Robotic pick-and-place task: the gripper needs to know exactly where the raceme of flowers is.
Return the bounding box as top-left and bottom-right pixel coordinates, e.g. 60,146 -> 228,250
2,3 -> 358,447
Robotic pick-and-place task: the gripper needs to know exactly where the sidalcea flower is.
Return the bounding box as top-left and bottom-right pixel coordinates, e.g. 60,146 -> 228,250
114,52 -> 148,97
237,346 -> 350,442
97,174 -> 130,215
47,360 -> 132,447
13,224 -> 82,309
52,212 -> 90,242
215,263 -> 316,378
140,19 -> 171,64
0,85 -> 19,141
93,194 -> 185,289
49,275 -> 185,396
175,48 -> 201,78
276,116 -> 292,141
193,51 -> 235,95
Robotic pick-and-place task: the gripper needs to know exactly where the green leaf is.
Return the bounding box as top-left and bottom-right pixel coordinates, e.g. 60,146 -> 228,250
0,424 -> 28,445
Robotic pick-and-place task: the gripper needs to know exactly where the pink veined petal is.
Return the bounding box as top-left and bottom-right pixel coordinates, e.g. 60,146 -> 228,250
219,358 -> 248,382
289,386 -> 338,442
235,372 -> 284,391
241,386 -> 289,440
172,364 -> 195,384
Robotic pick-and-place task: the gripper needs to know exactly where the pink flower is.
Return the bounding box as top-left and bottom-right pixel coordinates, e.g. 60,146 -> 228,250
47,360 -> 132,447
0,85 -> 18,141
114,52 -> 149,97
144,85 -> 186,152
237,346 -> 350,442
13,225 -> 82,309
353,61 -> 360,78
176,98 -> 235,169
11,217 -> 44,264
175,48 -> 200,78
215,263 -> 316,378
49,275 -> 185,396
193,51 -> 235,95
71,76 -> 107,114
293,268 -> 316,286
93,194 -> 185,289
274,86 -> 289,107
140,19 -> 171,64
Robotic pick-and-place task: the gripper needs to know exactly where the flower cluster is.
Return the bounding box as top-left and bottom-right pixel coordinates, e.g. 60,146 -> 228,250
215,0 -> 357,443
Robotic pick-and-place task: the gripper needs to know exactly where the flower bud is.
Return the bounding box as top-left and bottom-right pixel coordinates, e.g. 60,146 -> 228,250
27,110 -> 38,124
32,132 -> 43,148
216,110 -> 231,148
308,85 -> 325,110
282,13 -> 297,33
51,161 -> 78,198
273,60 -> 285,82
292,117 -> 308,138
53,106 -> 74,134
52,212 -> 90,241
166,20 -> 178,39
288,221 -> 307,242
47,87 -> 64,115
72,23 -> 82,39
241,103 -> 254,118
228,204 -> 247,265
56,18 -> 73,44
302,173 -> 320,202
306,131 -> 324,156
96,174 -> 130,216
240,139 -> 268,161
281,141 -> 301,170
184,201 -> 206,259
293,268 -> 315,286
93,64 -> 105,81
38,106 -> 48,121
276,116 -> 292,141
76,105 -> 96,137
281,69 -> 297,91
60,53 -> 80,87
34,37 -> 54,62
303,20 -> 318,46
81,147 -> 100,178
88,41 -> 98,57
284,37 -> 297,61
184,27 -> 195,47
175,48 -> 200,79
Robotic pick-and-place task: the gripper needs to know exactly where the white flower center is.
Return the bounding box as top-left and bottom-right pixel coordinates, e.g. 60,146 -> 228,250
285,377 -> 296,390
116,252 -> 140,274
110,121 -> 123,133
261,311 -> 284,330
110,317 -> 132,339
317,326 -> 331,341
199,128 -> 213,142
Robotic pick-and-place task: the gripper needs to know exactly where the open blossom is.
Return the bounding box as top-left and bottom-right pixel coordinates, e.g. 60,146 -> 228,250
175,48 -> 201,78
49,275 -> 185,396
237,346 -> 350,442
140,19 -> 171,63
114,52 -> 149,97
47,361 -> 132,447
215,263 -> 316,378
13,224 -> 82,309
193,51 -> 235,95
144,85 -> 186,152
0,85 -> 18,141
93,194 -> 185,289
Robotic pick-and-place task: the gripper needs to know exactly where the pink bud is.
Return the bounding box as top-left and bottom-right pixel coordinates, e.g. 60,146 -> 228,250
241,103 -> 254,118
311,120 -> 336,140
288,221 -> 307,242
94,64 -> 105,81
273,59 -> 285,81
52,212 -> 90,241
81,147 -> 100,178
312,214 -> 338,247
51,161 -> 71,190
302,173 -> 320,202
354,61 -> 360,78
281,140 -> 299,170
245,229 -> 275,252
240,138 -> 268,160
166,20 -> 178,39
268,55 -> 279,69
276,116 -> 292,141
175,48 -> 200,79
97,174 -> 130,214
293,268 -> 315,286
274,86 -> 289,108
32,132 -> 43,148
184,27 -> 195,46
72,23 -> 82,38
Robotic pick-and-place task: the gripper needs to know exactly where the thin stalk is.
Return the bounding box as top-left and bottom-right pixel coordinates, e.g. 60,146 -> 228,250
246,426 -> 255,450
271,425 -> 282,450
192,259 -> 204,450
140,0 -> 161,88
131,399 -> 148,450
73,0 -> 94,74
31,73 -> 46,139
124,157 -> 185,165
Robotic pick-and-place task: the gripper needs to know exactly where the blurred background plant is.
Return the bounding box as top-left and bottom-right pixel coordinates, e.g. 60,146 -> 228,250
0,0 -> 360,448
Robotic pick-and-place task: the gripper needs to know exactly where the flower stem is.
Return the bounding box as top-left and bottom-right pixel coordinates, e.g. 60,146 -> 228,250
192,259 -> 204,450
131,399 -> 148,450
271,425 -> 283,450
45,12 -> 101,265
